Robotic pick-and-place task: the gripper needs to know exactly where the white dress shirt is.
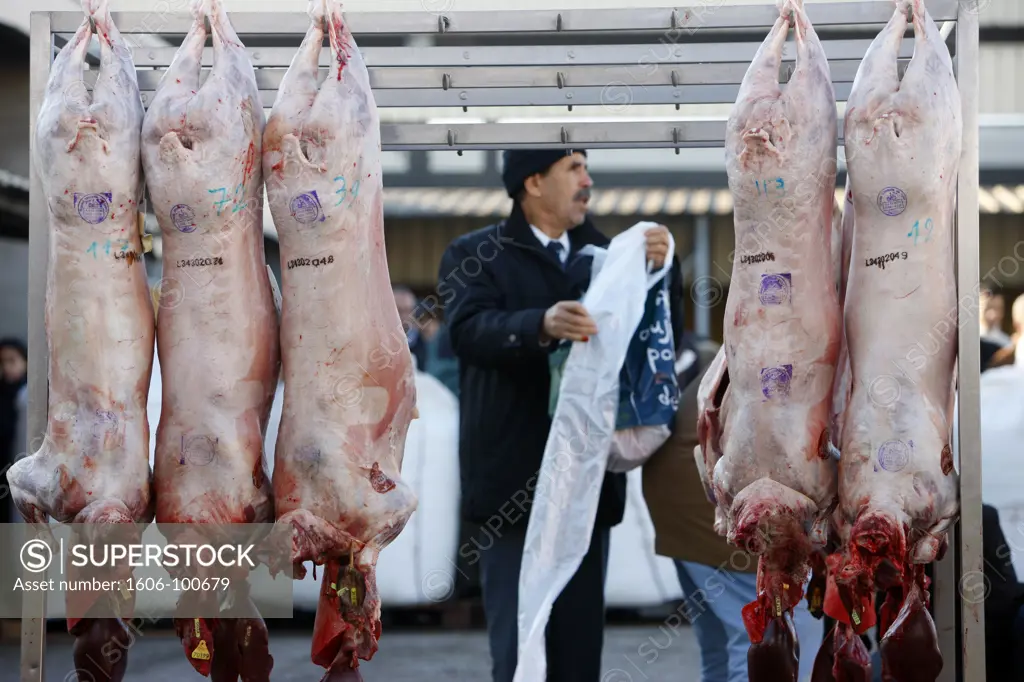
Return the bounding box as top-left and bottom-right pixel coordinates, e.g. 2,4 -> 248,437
529,224 -> 570,264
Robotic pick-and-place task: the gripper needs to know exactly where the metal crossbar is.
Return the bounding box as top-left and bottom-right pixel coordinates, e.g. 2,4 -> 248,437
24,2 -> 982,681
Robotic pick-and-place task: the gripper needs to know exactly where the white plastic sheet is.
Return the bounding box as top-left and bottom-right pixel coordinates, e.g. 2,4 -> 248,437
512,221 -> 674,682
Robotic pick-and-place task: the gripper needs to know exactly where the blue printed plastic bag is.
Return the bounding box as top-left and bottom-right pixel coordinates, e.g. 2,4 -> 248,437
548,275 -> 679,428
615,275 -> 679,429
546,256 -> 679,473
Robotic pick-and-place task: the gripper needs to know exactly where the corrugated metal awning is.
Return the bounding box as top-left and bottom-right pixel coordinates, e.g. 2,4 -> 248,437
383,185 -> 1024,218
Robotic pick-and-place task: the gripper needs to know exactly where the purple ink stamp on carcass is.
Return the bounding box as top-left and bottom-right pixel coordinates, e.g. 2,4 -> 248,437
759,273 -> 792,306
760,364 -> 793,400
877,187 -> 908,217
290,191 -> 326,224
877,439 -> 910,472
74,192 -> 112,224
171,204 -> 196,233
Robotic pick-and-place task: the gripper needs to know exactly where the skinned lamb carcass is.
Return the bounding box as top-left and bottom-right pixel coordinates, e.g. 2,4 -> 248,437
814,1 -> 961,679
694,0 -> 841,677
6,1 -> 154,679
141,0 -> 280,678
261,1 -> 418,679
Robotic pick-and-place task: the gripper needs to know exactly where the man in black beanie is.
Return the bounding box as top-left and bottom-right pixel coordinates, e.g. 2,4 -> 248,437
436,149 -> 685,682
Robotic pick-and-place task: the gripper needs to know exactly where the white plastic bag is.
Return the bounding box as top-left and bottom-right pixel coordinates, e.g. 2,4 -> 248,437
512,221 -> 674,682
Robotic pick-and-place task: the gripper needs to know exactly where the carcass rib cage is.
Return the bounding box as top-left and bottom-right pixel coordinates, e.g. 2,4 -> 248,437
23,2 -> 981,681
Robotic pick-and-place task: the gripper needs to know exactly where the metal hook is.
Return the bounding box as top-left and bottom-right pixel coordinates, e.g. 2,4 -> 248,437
670,9 -> 679,29
560,126 -> 569,145
442,73 -> 452,90
556,72 -> 566,89
88,16 -> 97,34
673,128 -> 680,155
670,70 -> 679,87
556,13 -> 563,31
438,15 -> 450,33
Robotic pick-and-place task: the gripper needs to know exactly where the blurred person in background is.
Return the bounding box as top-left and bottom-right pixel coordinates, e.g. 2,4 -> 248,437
393,283 -> 429,370
986,292 -> 1024,368
392,284 -> 461,396
417,305 -> 460,398
642,332 -> 824,682
980,286 -> 1012,348
438,148 -> 684,682
0,338 -> 28,525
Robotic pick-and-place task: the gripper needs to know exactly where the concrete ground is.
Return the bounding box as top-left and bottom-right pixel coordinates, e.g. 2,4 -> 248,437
0,623 -> 701,682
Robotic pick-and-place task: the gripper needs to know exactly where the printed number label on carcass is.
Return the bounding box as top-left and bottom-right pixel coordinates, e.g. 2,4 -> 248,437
741,251 -> 776,265
333,175 -> 361,207
907,218 -> 933,245
864,251 -> 908,270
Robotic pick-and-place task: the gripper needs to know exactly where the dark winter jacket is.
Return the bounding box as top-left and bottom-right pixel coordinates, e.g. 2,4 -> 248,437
437,201 -> 684,529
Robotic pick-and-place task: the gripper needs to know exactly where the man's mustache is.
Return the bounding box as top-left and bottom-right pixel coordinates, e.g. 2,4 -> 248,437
574,188 -> 592,201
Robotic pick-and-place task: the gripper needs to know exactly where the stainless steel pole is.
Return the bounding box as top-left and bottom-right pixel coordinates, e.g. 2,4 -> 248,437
693,215 -> 711,338
955,1 -> 984,681
22,10 -> 51,682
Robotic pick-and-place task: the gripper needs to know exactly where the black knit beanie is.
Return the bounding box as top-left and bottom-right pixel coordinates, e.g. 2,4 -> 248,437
501,149 -> 588,199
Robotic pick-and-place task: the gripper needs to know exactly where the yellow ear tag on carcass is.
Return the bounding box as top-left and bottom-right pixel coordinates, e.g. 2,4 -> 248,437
138,211 -> 153,254
193,618 -> 201,638
775,596 -> 782,616
851,610 -> 862,626
191,640 -> 211,660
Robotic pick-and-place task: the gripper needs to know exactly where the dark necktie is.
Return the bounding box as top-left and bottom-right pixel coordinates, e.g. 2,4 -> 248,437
546,241 -> 565,269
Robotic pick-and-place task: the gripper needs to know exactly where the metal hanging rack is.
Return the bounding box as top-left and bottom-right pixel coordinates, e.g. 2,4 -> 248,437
23,1 -> 981,680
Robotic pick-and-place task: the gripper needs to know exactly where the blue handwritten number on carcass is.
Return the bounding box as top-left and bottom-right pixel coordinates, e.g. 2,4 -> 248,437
334,176 -> 361,207
754,178 -> 786,198
86,239 -> 128,258
209,188 -> 231,216
231,184 -> 247,213
908,218 -> 933,245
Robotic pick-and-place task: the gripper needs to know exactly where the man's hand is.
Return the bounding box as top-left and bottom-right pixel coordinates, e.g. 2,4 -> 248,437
645,225 -> 671,270
541,301 -> 598,343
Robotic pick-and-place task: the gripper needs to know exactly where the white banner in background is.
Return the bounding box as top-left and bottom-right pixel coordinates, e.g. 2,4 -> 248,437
512,221 -> 674,682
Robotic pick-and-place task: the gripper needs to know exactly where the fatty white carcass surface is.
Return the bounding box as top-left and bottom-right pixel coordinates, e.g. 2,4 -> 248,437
140,0 -> 279,677
7,0 -> 154,678
261,1 -> 418,676
817,0 -> 961,678
693,0 -> 840,675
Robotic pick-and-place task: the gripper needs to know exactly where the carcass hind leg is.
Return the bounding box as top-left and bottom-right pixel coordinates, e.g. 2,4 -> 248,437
211,620 -> 242,682
319,655 -> 364,682
71,618 -> 132,682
